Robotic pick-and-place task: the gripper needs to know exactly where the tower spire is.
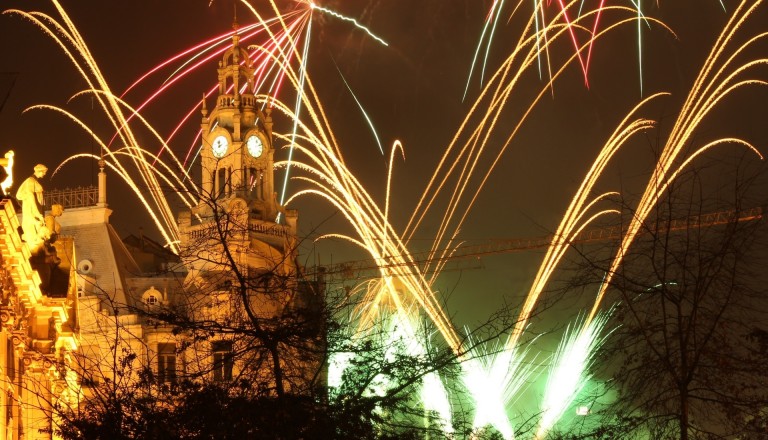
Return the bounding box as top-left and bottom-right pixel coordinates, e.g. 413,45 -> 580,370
232,1 -> 238,32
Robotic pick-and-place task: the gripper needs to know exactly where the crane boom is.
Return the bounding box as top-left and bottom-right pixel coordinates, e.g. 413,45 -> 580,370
0,73 -> 18,116
311,206 -> 763,279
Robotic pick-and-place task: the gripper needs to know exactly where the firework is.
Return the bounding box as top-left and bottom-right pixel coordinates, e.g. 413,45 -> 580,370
461,332 -> 540,439
536,309 -> 614,439
466,1 -> 687,97
5,4 -> 190,250
8,2 -> 767,439
586,0 -> 766,325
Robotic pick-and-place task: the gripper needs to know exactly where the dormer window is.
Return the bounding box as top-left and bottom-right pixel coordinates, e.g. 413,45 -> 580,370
142,287 -> 163,309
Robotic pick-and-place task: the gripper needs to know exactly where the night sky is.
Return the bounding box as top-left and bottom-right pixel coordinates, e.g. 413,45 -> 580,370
1,1 -> 767,325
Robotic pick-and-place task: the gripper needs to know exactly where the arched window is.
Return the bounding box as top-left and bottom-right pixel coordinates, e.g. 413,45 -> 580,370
142,287 -> 163,309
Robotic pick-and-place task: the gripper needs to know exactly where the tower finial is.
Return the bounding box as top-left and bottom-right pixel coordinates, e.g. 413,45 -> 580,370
98,158 -> 107,207
201,93 -> 208,117
232,1 -> 238,32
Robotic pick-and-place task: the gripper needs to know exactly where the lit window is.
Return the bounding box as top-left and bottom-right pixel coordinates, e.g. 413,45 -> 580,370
157,343 -> 176,383
212,340 -> 233,382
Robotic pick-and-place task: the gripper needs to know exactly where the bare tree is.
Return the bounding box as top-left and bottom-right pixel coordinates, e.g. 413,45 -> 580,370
49,180 -> 512,439
571,159 -> 768,439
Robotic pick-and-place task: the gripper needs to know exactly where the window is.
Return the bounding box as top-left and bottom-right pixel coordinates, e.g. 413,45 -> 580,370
257,273 -> 274,293
142,287 -> 163,311
212,340 -> 233,382
216,167 -> 229,198
246,167 -> 257,194
6,339 -> 13,381
157,343 -> 176,383
5,390 -> 10,428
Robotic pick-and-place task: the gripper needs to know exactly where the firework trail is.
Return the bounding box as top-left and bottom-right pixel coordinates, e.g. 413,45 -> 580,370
586,0 -> 766,325
10,1 -> 456,426
535,309 -> 614,438
454,84 -> 655,432
161,2 -> 762,438
473,3 -> 766,433
9,0 -> 619,361
403,3 -> 662,296
190,9 -> 467,351
5,0 -> 389,251
114,1 -> 388,207
461,331 -> 541,438
466,1 -> 671,97
327,285 -> 452,431
280,4 -> 654,433
290,46 -> 654,433
12,2 -> 766,438
4,2 -> 194,251
504,93 -> 662,351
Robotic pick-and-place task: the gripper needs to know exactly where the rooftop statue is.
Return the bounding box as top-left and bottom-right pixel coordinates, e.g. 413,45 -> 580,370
15,164 -> 47,246
43,203 -> 63,248
36,203 -> 64,295
0,150 -> 14,195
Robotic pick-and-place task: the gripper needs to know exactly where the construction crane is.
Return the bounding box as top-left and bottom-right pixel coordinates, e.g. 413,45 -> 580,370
310,206 -> 764,281
0,73 -> 18,117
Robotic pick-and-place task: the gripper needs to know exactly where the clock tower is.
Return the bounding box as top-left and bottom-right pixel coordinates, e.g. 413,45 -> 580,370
179,24 -> 298,274
199,25 -> 280,222
168,22 -> 324,397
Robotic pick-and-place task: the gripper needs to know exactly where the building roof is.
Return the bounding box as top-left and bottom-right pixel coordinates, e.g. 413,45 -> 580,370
59,206 -> 140,312
123,231 -> 181,274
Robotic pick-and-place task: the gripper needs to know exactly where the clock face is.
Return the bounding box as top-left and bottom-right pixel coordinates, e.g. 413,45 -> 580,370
211,135 -> 228,158
246,134 -> 263,158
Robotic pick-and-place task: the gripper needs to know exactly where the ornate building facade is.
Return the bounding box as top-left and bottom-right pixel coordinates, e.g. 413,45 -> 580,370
0,24 -> 322,439
175,24 -> 316,394
0,198 -> 78,440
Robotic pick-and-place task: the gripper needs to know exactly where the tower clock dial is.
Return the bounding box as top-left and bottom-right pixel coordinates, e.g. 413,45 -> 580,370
211,135 -> 229,158
246,134 -> 263,158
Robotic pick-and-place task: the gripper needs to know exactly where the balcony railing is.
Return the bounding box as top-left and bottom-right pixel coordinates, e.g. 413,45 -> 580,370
44,186 -> 98,209
186,218 -> 289,241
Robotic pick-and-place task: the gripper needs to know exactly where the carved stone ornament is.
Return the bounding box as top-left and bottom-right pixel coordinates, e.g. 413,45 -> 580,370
0,307 -> 15,329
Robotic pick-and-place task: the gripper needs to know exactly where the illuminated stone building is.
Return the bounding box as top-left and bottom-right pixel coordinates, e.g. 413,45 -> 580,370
0,198 -> 78,440
51,167 -> 187,395
175,25 -> 315,391
0,25 -> 321,439
53,26 -> 310,394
